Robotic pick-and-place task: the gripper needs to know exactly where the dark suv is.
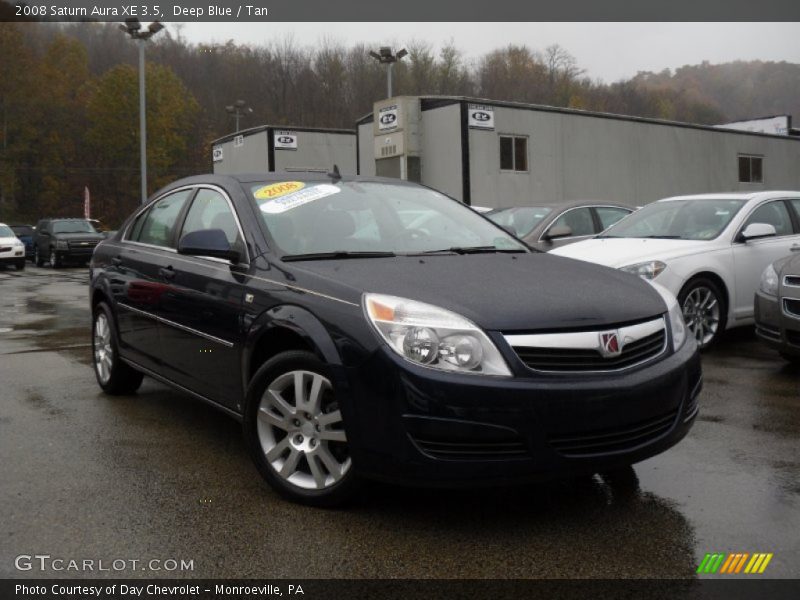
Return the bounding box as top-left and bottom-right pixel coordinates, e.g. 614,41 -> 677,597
89,173 -> 702,506
34,218 -> 105,267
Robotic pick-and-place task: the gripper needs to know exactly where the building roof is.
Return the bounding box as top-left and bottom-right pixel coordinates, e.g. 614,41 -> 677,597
212,124 -> 356,146
356,95 -> 800,142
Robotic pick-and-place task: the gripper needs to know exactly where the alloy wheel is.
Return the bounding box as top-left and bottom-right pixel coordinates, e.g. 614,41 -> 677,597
49,249 -> 56,267
94,312 -> 113,384
256,370 -> 350,490
681,286 -> 720,347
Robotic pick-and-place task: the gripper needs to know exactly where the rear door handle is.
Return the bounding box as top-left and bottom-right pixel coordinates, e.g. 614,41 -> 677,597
159,266 -> 176,280
791,245 -> 800,252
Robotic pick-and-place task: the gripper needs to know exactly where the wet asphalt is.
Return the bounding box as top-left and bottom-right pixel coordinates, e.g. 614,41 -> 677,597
0,265 -> 798,579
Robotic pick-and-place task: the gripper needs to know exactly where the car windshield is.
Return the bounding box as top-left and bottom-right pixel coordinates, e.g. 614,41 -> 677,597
487,207 -> 553,238
10,225 -> 33,237
52,220 -> 97,234
250,180 -> 527,257
599,199 -> 747,241
0,225 -> 14,237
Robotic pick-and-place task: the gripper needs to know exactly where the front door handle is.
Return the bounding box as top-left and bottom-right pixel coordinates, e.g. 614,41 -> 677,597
159,266 -> 176,280
111,256 -> 122,266
791,245 -> 800,252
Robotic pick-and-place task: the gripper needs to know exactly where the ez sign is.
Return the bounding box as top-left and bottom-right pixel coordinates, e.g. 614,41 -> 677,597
378,105 -> 399,131
468,105 -> 495,130
274,131 -> 298,151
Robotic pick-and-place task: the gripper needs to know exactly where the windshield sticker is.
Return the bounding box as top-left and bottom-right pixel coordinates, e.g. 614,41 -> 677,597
259,184 -> 342,214
254,181 -> 305,200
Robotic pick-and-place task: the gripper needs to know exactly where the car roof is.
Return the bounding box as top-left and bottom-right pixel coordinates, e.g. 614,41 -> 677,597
659,191 -> 800,203
490,201 -> 631,211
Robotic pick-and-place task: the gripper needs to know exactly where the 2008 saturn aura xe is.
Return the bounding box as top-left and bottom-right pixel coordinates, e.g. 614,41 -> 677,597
88,173 -> 702,505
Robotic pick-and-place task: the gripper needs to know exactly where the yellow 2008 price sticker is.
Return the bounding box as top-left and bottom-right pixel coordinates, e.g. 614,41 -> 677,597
253,181 -> 305,200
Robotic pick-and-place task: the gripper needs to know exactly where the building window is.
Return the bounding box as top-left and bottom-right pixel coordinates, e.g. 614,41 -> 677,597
500,135 -> 528,172
738,155 -> 763,183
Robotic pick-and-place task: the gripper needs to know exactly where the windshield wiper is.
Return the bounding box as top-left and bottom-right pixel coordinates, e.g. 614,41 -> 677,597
280,251 -> 396,262
419,246 -> 525,255
640,235 -> 682,239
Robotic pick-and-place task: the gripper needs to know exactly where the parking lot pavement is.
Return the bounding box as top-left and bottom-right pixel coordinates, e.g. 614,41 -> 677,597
1,265 -> 798,579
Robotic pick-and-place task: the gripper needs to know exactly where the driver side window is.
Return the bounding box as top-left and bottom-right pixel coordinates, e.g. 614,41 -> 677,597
743,201 -> 793,237
548,208 -> 594,237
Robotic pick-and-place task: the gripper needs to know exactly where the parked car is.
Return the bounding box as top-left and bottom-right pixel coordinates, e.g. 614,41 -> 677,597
552,191 -> 800,349
486,202 -> 633,250
89,173 -> 701,506
34,218 -> 105,268
755,253 -> 800,363
8,224 -> 36,261
0,222 -> 27,270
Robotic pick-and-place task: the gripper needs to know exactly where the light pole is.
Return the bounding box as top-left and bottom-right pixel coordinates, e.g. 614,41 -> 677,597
369,47 -> 408,98
119,18 -> 164,204
225,100 -> 253,133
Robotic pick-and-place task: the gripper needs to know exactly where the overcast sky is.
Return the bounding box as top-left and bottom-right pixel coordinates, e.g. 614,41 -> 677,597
175,22 -> 800,82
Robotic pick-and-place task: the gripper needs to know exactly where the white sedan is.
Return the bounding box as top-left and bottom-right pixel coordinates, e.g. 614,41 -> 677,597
551,191 -> 800,348
0,222 -> 26,271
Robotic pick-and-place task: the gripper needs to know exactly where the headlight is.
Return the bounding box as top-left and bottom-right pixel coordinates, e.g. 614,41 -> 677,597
759,263 -> 779,296
620,260 -> 666,280
667,298 -> 687,350
363,293 -> 511,376
649,282 -> 686,350
56,240 -> 69,249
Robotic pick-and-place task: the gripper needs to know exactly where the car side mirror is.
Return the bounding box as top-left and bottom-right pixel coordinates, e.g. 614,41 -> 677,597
543,224 -> 573,241
740,222 -> 777,242
178,228 -> 240,263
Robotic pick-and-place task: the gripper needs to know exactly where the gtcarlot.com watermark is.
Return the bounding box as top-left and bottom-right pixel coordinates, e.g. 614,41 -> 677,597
15,554 -> 195,573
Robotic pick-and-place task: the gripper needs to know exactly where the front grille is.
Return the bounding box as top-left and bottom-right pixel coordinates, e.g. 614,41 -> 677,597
0,246 -> 11,252
506,317 -> 668,374
783,298 -> 800,319
784,275 -> 800,287
410,436 -> 528,460
549,409 -> 678,457
513,329 -> 666,372
68,240 -> 99,250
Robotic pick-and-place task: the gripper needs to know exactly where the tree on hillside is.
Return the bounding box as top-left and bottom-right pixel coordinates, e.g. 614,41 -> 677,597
86,63 -> 200,222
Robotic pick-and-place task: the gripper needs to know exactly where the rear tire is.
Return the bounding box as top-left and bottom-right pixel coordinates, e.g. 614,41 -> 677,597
243,350 -> 360,507
92,302 -> 144,395
779,351 -> 800,365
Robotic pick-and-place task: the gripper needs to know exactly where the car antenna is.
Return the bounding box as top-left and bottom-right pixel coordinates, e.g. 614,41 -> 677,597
327,164 -> 341,180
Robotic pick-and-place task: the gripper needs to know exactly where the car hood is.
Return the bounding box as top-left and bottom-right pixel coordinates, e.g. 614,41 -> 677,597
288,253 -> 667,331
53,232 -> 105,241
0,236 -> 21,245
550,237 -> 714,268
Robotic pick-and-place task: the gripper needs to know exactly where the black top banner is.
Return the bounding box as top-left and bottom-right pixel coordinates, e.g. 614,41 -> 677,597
3,0 -> 800,22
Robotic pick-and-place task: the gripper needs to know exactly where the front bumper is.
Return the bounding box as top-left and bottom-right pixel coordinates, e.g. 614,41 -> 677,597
754,290 -> 800,357
0,247 -> 25,263
340,338 -> 702,486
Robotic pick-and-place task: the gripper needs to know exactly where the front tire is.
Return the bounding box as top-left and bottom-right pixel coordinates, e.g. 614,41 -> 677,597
35,247 -> 44,267
243,350 -> 359,506
16,259 -> 25,271
92,302 -> 144,395
679,277 -> 726,350
49,247 -> 61,268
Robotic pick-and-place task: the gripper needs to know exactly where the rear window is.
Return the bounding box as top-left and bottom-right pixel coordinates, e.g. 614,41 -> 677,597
10,225 -> 34,236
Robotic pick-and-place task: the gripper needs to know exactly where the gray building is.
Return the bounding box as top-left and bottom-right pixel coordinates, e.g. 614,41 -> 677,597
357,96 -> 800,208
212,125 -> 357,175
